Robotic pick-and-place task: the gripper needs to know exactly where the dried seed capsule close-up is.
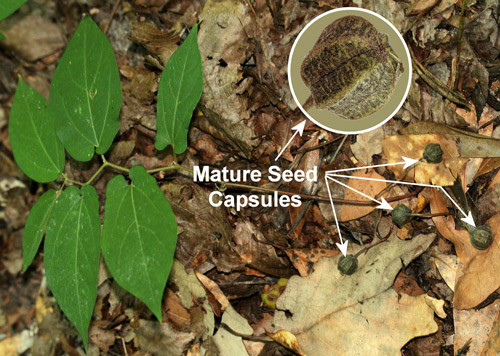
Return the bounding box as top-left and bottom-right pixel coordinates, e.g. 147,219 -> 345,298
300,16 -> 402,120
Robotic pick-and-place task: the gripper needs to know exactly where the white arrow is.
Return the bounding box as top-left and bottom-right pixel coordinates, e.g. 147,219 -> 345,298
275,120 -> 307,161
324,176 -> 348,256
326,173 -> 476,227
327,176 -> 393,210
326,157 -> 419,173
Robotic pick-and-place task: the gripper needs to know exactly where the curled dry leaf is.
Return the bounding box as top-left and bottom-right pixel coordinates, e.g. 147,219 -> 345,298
195,271 -> 230,311
268,330 -> 306,356
382,134 -> 469,186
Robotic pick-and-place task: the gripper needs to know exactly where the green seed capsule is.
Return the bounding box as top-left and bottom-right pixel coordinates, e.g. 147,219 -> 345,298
470,225 -> 493,250
423,143 -> 444,163
338,254 -> 358,275
392,204 -> 412,228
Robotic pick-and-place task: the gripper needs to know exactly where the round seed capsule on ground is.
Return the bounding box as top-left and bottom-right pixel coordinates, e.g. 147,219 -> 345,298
470,225 -> 493,250
392,204 -> 412,228
338,254 -> 358,275
423,143 -> 444,163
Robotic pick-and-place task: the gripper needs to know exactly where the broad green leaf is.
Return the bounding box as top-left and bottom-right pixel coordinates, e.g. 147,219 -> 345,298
102,165 -> 177,320
9,77 -> 65,183
49,16 -> 122,162
0,32 -> 5,41
45,185 -> 101,350
155,23 -> 203,153
22,189 -> 57,273
0,0 -> 26,21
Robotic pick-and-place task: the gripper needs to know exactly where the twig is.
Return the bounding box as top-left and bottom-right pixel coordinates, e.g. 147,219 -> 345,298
103,0 -> 123,34
221,323 -> 273,343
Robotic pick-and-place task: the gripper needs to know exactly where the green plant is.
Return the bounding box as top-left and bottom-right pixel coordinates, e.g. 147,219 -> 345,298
9,15 -> 203,351
0,0 -> 27,40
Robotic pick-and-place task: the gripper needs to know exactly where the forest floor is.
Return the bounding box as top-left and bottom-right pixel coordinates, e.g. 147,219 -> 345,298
1,0 -> 500,355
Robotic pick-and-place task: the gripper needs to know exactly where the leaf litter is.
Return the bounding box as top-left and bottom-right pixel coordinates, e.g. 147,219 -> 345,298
2,0 -> 500,355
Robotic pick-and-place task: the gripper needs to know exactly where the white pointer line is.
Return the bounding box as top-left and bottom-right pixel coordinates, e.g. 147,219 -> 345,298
325,177 -> 343,243
327,176 -> 392,210
326,173 -> 475,226
275,120 -> 306,161
324,176 -> 348,256
326,157 -> 419,173
275,131 -> 299,161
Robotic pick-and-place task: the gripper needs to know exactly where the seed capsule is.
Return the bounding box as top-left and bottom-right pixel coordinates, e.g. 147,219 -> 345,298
470,225 -> 493,250
338,254 -> 358,275
423,143 -> 444,163
392,204 -> 412,228
300,16 -> 401,119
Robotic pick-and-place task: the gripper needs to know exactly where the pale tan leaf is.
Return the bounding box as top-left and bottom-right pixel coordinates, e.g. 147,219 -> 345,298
432,252 -> 459,291
274,233 -> 439,355
454,302 -> 500,355
481,307 -> 500,356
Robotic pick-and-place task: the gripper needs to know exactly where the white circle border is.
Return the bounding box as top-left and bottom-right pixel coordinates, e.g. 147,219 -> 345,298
288,7 -> 413,135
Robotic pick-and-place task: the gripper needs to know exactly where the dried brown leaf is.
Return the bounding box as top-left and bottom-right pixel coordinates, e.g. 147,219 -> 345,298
454,215 -> 500,309
382,134 -> 468,186
430,188 -> 473,264
340,170 -> 386,221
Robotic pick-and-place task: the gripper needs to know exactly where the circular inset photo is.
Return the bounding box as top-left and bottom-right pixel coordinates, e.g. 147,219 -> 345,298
288,8 -> 412,134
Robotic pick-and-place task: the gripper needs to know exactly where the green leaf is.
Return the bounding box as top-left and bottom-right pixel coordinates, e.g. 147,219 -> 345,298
0,32 -> 5,41
9,77 -> 65,183
45,185 -> 101,350
22,189 -> 57,273
155,23 -> 203,153
49,16 -> 122,162
0,0 -> 26,21
102,165 -> 177,320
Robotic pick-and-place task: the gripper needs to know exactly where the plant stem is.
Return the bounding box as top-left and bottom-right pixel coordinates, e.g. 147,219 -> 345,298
101,155 -> 129,173
59,159 -> 428,207
410,212 -> 450,218
84,161 -> 109,185
61,172 -> 84,186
